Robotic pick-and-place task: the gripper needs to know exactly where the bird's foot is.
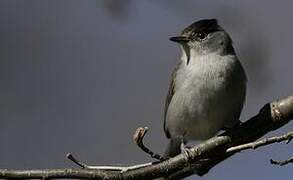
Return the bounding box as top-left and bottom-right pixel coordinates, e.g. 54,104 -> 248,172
180,141 -> 193,159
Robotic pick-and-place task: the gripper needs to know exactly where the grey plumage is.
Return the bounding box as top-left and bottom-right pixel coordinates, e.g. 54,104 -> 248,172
164,19 -> 247,158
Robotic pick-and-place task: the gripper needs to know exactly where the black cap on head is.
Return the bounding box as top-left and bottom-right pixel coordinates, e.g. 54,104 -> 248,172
182,19 -> 221,36
169,19 -> 222,43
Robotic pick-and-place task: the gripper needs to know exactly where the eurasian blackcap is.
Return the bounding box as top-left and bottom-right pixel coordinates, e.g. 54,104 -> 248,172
164,19 -> 247,157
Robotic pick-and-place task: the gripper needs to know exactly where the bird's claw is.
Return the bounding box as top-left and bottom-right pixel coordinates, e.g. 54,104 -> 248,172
181,143 -> 193,159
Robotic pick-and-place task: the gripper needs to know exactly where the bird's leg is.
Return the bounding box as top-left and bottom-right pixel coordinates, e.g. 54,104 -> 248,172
180,136 -> 192,159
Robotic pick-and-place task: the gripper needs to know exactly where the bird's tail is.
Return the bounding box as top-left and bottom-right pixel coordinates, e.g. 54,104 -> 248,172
164,138 -> 182,158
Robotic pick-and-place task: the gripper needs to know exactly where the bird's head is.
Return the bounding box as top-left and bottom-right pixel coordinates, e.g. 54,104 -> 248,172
170,19 -> 234,64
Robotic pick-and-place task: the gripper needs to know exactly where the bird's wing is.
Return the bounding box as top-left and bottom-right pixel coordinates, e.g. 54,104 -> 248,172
163,61 -> 181,138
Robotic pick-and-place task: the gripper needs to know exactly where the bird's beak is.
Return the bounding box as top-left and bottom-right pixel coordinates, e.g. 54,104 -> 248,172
169,36 -> 190,43
170,36 -> 191,65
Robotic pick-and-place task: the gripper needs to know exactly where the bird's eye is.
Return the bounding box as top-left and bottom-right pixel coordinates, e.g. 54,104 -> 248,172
196,32 -> 207,40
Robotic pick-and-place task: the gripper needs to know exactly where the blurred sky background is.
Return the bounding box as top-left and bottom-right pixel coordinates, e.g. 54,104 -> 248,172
0,1 -> 292,179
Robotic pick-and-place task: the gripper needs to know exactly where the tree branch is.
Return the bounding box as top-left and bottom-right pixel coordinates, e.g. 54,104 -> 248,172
226,131 -> 292,153
271,156 -> 293,166
0,95 -> 292,179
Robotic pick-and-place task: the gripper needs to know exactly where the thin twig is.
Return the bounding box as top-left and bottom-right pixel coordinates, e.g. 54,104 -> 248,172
226,132 -> 293,153
67,153 -> 153,172
270,156 -> 293,166
66,153 -> 87,169
133,127 -> 165,161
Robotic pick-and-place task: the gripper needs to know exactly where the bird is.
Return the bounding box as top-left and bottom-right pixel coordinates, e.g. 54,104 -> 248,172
163,19 -> 247,157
